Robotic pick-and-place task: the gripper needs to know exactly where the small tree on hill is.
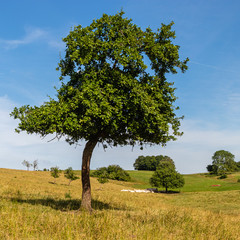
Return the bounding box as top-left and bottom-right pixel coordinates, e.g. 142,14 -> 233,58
50,166 -> 61,184
33,159 -> 38,171
208,150 -> 238,175
11,11 -> 188,211
64,167 -> 79,185
150,161 -> 184,193
22,160 -> 32,171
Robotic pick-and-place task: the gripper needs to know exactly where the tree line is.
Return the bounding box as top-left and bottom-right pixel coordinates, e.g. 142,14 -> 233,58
133,155 -> 175,171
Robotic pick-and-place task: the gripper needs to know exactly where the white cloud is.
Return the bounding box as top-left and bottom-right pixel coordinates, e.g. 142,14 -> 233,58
0,27 -> 64,50
0,27 -> 47,49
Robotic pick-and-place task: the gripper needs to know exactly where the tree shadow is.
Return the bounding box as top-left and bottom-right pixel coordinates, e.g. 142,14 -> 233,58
10,197 -> 125,211
158,190 -> 181,194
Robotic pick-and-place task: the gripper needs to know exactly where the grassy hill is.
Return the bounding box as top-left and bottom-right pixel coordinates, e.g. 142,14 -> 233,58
127,170 -> 240,192
0,168 -> 240,239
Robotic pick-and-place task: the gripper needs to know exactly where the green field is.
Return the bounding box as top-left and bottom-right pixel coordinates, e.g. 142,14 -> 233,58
127,170 -> 240,192
1,168 -> 240,239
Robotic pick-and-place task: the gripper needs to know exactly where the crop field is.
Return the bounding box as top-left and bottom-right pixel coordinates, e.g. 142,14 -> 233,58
0,168 -> 240,239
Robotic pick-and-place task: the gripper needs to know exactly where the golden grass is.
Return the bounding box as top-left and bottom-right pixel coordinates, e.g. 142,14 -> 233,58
0,168 -> 240,239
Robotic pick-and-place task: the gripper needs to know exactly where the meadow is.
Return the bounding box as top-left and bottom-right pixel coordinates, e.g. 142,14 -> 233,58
0,168 -> 240,239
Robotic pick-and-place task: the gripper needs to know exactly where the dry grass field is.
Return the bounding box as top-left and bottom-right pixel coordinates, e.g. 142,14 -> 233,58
0,168 -> 240,239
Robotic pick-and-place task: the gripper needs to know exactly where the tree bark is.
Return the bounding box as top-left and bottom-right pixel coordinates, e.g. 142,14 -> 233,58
81,139 -> 98,211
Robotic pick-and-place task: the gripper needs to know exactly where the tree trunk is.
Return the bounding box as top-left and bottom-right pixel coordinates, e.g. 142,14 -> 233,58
81,139 -> 98,211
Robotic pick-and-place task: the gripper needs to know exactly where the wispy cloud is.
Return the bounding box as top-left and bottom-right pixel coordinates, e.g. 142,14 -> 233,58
0,27 -> 64,50
0,27 -> 47,49
191,60 -> 240,74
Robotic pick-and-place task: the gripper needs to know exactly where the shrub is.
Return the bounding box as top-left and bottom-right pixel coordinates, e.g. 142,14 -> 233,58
97,177 -> 109,184
65,191 -> 71,199
219,174 -> 227,179
91,165 -> 131,182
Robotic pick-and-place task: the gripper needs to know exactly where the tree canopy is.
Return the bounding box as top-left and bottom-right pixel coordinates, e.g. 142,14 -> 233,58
91,165 -> 131,182
11,11 -> 188,211
133,155 -> 174,170
207,150 -> 238,175
150,160 -> 184,193
64,167 -> 79,185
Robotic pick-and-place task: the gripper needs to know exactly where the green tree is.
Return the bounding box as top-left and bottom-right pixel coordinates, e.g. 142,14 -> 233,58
64,167 -> 80,185
150,161 -> 184,193
134,155 -> 174,170
209,150 -> 238,175
133,156 -> 148,170
11,11 -> 188,211
50,166 -> 61,183
236,161 -> 240,171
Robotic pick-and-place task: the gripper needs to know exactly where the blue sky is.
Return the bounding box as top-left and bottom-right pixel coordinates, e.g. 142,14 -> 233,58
1,0 -> 240,173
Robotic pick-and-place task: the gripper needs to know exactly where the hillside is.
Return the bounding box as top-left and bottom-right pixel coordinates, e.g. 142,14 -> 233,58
127,170 -> 240,192
0,168 -> 240,239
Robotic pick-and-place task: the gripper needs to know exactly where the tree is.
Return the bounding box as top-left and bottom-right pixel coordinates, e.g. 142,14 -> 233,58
33,159 -> 38,171
50,166 -> 61,183
236,161 -> 240,171
150,161 -> 184,193
208,150 -> 238,175
22,160 -> 32,171
64,167 -> 79,185
11,11 -> 188,211
133,155 -> 174,170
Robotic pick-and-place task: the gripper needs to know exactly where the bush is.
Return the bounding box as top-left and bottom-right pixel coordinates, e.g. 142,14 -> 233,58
219,174 -> 227,179
91,165 -> 131,182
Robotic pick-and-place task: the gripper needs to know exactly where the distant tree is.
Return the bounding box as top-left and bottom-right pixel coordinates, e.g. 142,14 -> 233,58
208,150 -> 238,175
134,155 -> 174,171
155,155 -> 175,167
33,160 -> 38,171
64,167 -> 80,185
133,156 -> 148,170
150,160 -> 184,193
22,160 -> 32,171
91,165 -> 131,182
11,11 -> 188,211
236,161 -> 240,171
50,166 -> 61,183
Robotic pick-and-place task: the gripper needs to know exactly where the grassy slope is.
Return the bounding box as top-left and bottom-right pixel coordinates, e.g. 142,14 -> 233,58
127,170 -> 240,192
0,168 -> 240,239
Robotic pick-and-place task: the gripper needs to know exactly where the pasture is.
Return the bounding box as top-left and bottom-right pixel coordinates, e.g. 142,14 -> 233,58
0,168 -> 240,239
